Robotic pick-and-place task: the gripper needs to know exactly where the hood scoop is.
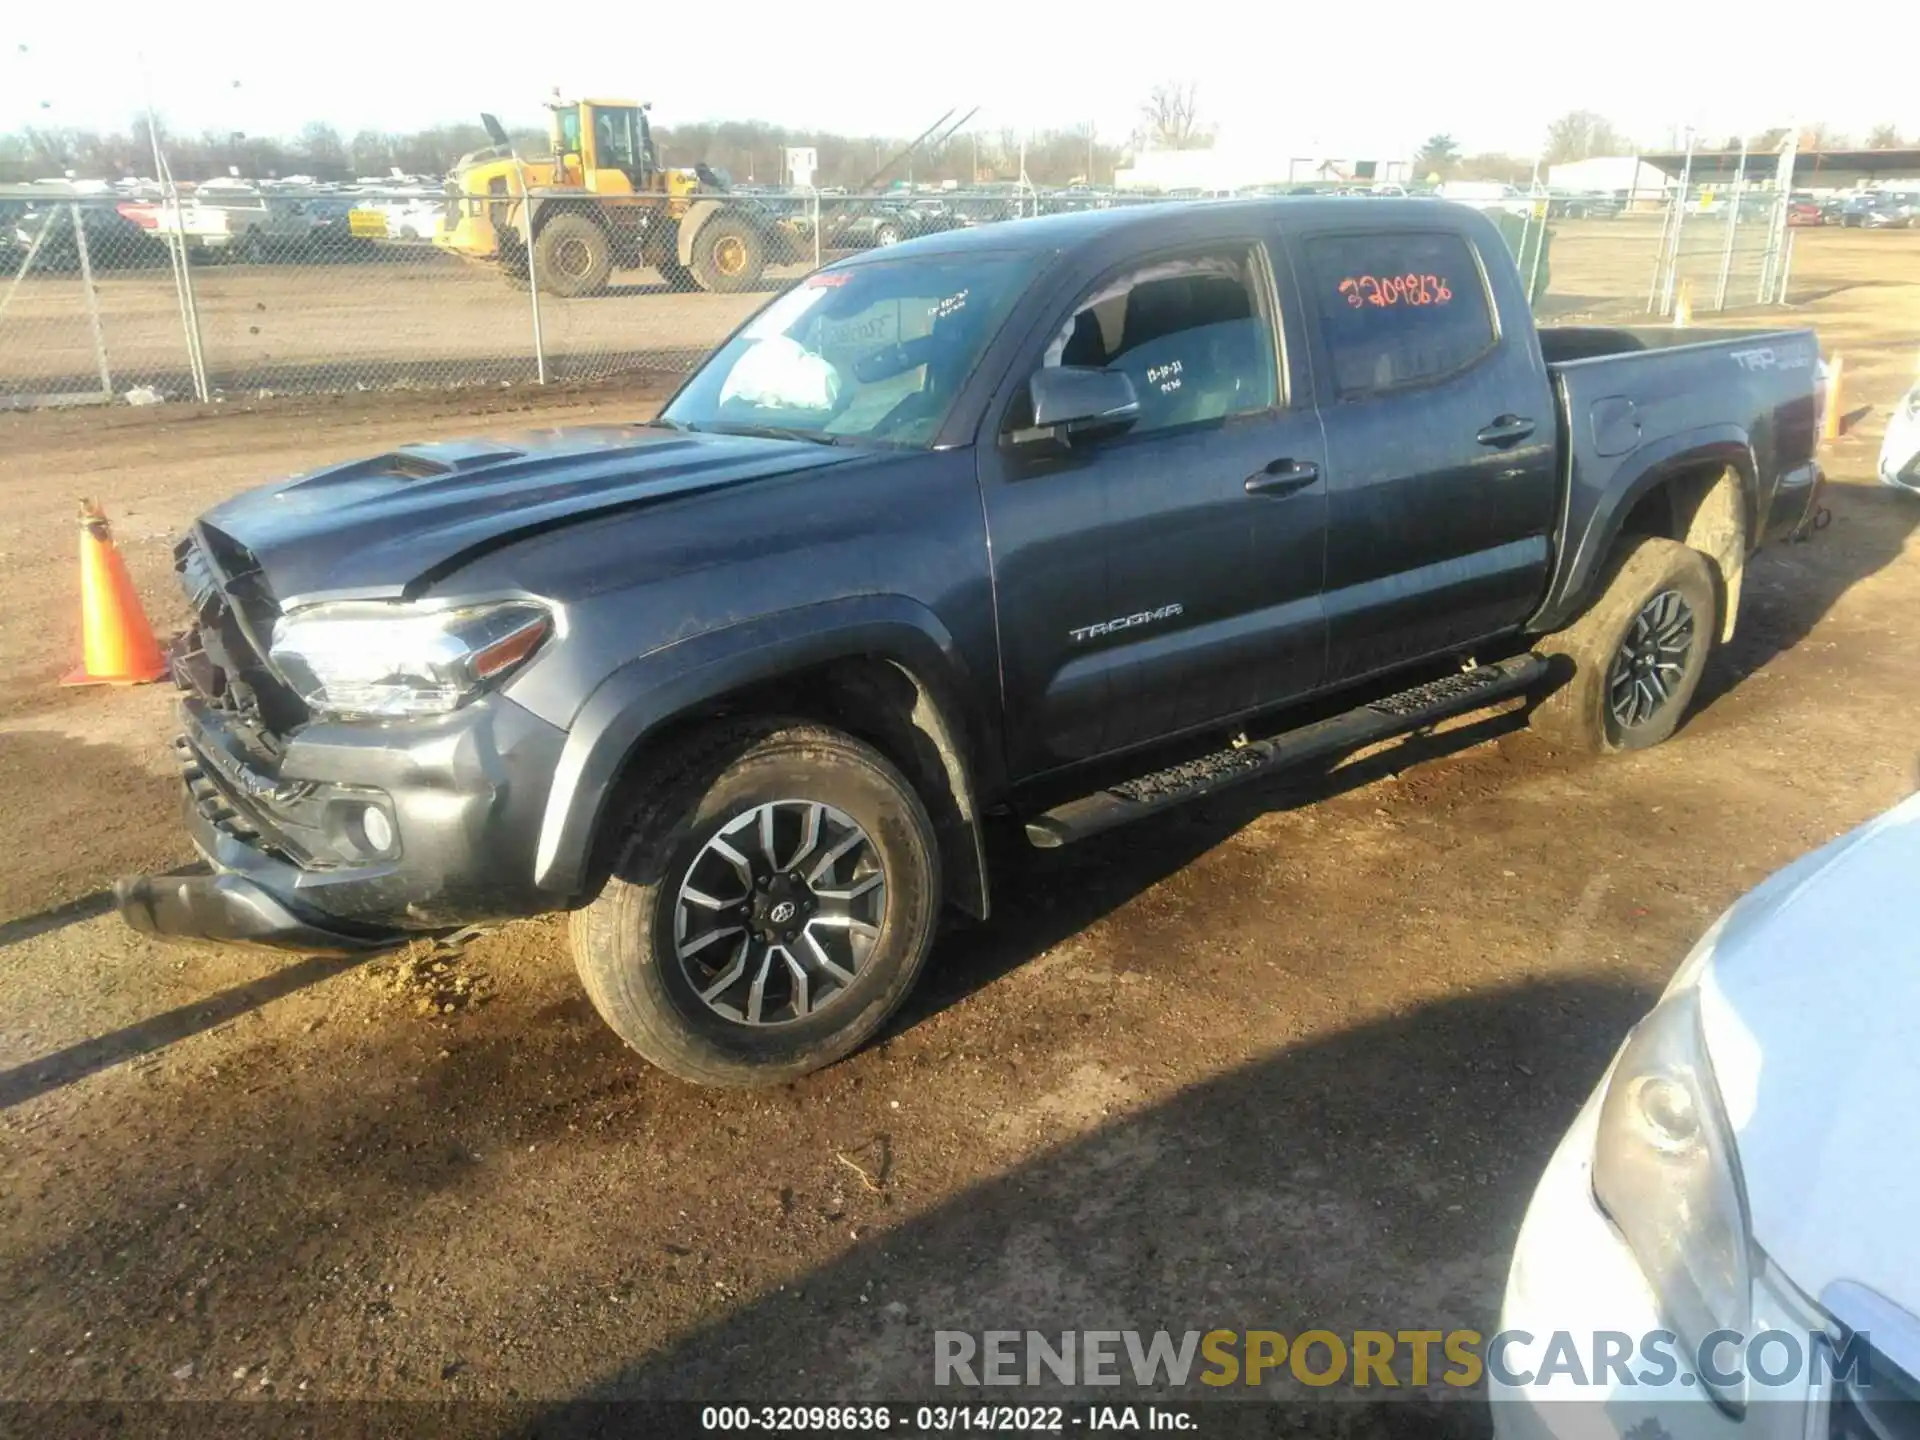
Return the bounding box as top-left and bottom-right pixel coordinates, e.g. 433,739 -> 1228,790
305,442 -> 530,487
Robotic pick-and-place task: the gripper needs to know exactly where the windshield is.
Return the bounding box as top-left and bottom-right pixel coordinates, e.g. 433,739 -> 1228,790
663,254 -> 1040,447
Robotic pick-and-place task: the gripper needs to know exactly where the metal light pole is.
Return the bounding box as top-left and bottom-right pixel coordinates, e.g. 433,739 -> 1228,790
1714,137 -> 1749,311
144,85 -> 211,403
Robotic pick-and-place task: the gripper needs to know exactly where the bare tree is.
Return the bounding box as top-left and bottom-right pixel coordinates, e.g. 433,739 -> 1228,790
1542,110 -> 1627,165
1796,121 -> 1849,151
1866,123 -> 1903,149
293,121 -> 348,179
349,129 -> 396,177
1138,81 -> 1210,150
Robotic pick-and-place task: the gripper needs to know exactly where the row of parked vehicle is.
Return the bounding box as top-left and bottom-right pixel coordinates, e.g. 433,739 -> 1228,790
0,179 -> 445,271
1787,189 -> 1920,228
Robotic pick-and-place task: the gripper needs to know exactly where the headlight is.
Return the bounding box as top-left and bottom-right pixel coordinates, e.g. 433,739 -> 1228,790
1592,987 -> 1751,1412
269,601 -> 551,718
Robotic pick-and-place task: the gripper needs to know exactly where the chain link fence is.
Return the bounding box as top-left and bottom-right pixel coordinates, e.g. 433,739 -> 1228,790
1,182 -> 1801,411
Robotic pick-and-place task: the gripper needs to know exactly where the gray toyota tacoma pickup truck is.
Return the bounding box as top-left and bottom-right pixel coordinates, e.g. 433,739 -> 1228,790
119,198 -> 1827,1085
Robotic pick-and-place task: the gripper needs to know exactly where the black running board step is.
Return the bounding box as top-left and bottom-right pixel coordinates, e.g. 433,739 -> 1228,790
1024,653 -> 1547,848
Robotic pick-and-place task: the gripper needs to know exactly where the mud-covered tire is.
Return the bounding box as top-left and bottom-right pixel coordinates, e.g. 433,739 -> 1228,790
570,720 -> 941,1087
688,215 -> 766,294
532,211 -> 613,297
1530,536 -> 1718,755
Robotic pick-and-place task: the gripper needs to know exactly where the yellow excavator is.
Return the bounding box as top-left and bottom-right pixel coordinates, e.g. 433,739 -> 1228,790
435,98 -> 794,296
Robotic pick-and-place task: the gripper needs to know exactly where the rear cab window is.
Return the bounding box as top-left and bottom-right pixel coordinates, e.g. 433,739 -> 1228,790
1298,230 -> 1496,399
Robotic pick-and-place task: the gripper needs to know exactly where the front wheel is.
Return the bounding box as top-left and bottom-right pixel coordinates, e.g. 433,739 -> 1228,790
688,215 -> 766,293
532,211 -> 614,297
1530,536 -> 1718,754
570,721 -> 941,1087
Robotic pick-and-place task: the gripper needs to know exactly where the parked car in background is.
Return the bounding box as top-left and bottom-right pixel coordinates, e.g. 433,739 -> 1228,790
1548,190 -> 1624,219
131,184 -> 322,261
1840,192 -> 1916,228
1881,381 -> 1920,493
344,193 -> 444,242
1435,180 -> 1531,216
1494,790 -> 1920,1439
1859,194 -> 1918,228
1785,198 -> 1824,226
830,198 -> 964,249
9,201 -> 165,270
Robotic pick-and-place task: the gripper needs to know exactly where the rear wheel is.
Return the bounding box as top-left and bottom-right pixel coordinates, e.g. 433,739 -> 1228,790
1530,536 -> 1717,754
688,215 -> 766,293
532,211 -> 613,297
570,721 -> 941,1087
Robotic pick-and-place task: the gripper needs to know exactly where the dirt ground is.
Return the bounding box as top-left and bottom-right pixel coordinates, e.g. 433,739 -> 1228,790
1,227 -> 1917,1430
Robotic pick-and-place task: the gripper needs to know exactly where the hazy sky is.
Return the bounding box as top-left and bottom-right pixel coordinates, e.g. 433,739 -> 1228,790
7,0 -> 1916,158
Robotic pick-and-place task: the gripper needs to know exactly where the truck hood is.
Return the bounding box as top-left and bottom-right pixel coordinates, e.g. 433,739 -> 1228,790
1694,792 -> 1920,1329
197,424 -> 856,605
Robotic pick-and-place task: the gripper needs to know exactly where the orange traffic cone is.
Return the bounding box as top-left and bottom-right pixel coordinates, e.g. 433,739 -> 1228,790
61,499 -> 168,687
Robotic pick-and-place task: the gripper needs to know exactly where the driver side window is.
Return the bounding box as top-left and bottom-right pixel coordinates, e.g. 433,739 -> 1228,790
1009,246 -> 1279,437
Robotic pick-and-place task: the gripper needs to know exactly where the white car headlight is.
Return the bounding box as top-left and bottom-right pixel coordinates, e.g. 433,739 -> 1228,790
269,601 -> 551,719
1592,986 -> 1752,1412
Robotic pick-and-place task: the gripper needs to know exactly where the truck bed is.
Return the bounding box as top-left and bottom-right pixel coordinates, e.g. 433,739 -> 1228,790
1531,323 -> 1823,633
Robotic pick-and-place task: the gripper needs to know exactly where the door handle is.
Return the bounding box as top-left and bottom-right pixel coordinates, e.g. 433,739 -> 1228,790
1244,458 -> 1320,497
1476,415 -> 1536,447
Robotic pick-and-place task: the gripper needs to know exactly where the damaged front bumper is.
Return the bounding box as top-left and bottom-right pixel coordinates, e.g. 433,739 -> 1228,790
117,684 -> 571,953
116,870 -> 396,953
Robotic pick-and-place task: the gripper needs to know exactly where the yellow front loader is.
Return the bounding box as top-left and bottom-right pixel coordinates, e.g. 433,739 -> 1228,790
435,99 -> 793,296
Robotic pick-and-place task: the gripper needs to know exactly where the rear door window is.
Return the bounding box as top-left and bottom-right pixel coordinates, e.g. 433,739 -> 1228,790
1300,231 -> 1496,399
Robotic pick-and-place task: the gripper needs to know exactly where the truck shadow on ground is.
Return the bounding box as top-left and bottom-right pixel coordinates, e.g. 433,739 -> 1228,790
0,949 -> 363,1109
514,974 -> 1654,1435
907,707 -> 1531,1038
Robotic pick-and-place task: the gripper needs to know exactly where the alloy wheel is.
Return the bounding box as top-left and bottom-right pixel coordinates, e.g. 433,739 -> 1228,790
673,801 -> 886,1027
1607,589 -> 1696,730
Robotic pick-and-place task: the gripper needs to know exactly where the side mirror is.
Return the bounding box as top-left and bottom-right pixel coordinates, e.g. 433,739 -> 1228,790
1011,366 -> 1140,448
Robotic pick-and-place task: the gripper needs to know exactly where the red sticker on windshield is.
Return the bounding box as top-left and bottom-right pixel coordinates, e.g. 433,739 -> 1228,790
806,272 -> 853,287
